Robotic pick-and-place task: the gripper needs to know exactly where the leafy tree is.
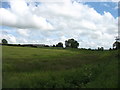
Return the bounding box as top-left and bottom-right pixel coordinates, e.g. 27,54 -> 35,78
2,39 -> 8,44
45,45 -> 49,47
98,47 -> 100,50
109,48 -> 112,51
113,41 -> 120,49
56,42 -> 63,47
113,37 -> 120,50
88,48 -> 91,50
101,47 -> 104,51
65,39 -> 79,48
98,47 -> 104,51
53,45 -> 56,47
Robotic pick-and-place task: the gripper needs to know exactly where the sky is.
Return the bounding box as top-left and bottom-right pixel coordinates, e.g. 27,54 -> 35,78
0,0 -> 119,49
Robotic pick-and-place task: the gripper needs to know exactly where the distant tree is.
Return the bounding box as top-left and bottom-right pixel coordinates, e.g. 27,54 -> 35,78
65,39 -> 79,48
98,47 -> 100,51
109,48 -> 112,51
88,48 -> 91,50
45,45 -> 49,47
56,42 -> 63,47
101,47 -> 104,51
98,47 -> 104,51
53,45 -> 56,47
2,39 -> 8,44
113,41 -> 120,50
80,48 -> 86,50
113,36 -> 120,50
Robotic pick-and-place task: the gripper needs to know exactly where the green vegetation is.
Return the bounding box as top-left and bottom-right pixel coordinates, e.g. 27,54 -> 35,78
2,39 -> 8,44
65,38 -> 79,48
2,46 -> 118,88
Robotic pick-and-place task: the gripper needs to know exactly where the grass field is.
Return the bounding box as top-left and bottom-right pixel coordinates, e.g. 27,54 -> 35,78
2,46 -> 119,88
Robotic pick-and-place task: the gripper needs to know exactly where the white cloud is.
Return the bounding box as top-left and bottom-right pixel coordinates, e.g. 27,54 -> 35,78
0,0 -> 118,49
0,8 -> 17,26
17,29 -> 29,37
0,33 -> 17,43
0,0 -> 54,30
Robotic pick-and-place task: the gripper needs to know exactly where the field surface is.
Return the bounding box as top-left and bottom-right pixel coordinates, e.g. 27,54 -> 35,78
2,46 -> 118,88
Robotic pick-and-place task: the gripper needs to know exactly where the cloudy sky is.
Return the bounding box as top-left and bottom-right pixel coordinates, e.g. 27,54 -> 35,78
0,0 -> 119,49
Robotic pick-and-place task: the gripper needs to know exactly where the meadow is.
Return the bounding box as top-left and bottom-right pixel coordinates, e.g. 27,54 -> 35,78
2,46 -> 118,88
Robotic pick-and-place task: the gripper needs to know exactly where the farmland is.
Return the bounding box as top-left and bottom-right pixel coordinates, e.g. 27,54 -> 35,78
2,46 -> 118,88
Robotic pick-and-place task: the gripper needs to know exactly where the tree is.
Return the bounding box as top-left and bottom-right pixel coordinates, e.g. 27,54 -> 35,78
56,42 -> 63,47
101,47 -> 104,51
98,47 -> 100,51
65,39 -> 79,48
98,47 -> 104,51
44,45 -> 49,47
109,48 -> 112,51
113,36 -> 120,50
113,41 -> 120,49
2,39 -> 8,44
53,45 -> 56,47
88,48 -> 91,50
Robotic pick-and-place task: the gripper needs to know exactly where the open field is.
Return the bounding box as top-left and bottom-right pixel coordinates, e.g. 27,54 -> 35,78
2,46 -> 118,88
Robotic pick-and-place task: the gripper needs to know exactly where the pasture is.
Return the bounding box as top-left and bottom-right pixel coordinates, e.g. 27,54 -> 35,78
2,46 -> 118,88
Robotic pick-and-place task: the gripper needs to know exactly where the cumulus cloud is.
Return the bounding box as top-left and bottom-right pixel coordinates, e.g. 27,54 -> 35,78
0,0 -> 54,30
17,29 -> 30,37
0,33 -> 17,43
0,0 -> 118,49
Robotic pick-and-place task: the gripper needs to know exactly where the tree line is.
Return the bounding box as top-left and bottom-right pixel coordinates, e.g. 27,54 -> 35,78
1,38 -> 79,49
1,37 -> 120,50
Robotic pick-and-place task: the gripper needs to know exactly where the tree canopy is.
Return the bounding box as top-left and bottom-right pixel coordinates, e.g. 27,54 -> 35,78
2,39 -> 8,44
113,41 -> 120,49
65,39 -> 79,48
113,37 -> 120,50
56,42 -> 63,47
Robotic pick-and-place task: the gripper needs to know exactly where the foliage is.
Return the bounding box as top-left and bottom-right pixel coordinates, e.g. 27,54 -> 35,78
2,39 -> 8,44
113,41 -> 120,50
98,47 -> 104,51
113,36 -> 120,50
53,45 -> 56,47
56,42 -> 63,47
65,39 -> 79,48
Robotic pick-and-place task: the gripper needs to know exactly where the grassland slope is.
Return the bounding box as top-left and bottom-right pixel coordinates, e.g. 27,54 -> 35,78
2,46 -> 118,88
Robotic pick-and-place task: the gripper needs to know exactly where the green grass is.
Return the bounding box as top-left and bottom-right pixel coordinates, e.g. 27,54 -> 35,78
2,46 -> 118,88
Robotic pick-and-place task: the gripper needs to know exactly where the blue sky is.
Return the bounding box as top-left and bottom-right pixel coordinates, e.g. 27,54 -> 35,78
84,2 -> 118,18
0,0 -> 118,49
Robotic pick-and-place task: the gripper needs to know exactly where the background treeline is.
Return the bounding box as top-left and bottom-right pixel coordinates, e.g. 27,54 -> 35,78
1,37 -> 120,50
